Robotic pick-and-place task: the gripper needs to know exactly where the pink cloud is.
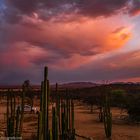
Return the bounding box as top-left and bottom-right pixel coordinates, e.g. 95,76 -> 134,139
0,14 -> 133,70
0,42 -> 47,68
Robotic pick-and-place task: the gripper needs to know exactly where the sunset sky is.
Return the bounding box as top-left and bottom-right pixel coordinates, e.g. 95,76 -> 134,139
0,0 -> 140,84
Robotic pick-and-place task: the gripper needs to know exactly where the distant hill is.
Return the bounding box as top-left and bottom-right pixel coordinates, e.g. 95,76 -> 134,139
0,82 -> 139,90
54,82 -> 99,89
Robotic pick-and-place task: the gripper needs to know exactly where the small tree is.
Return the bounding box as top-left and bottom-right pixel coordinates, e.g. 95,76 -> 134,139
23,80 -> 34,108
126,95 -> 140,122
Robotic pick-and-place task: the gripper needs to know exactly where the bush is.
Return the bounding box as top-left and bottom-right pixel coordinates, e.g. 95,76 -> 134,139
126,95 -> 140,122
110,89 -> 126,107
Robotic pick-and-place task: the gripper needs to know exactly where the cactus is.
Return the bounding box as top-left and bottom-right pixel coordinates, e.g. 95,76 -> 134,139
6,89 -> 22,137
8,117 -> 14,136
61,111 -> 66,140
71,100 -> 75,140
47,79 -> 50,138
103,93 -> 112,139
6,90 -> 15,137
59,98 -> 75,140
71,100 -> 74,131
6,89 -> 10,135
38,110 -> 43,140
52,107 -> 58,140
55,83 -> 61,134
15,106 -> 21,137
38,66 -> 49,140
49,129 -> 53,140
19,83 -> 25,136
38,67 -> 76,140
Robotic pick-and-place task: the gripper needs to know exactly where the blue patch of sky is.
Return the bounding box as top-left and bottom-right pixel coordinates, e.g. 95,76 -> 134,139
0,0 -> 7,20
118,15 -> 140,53
0,0 -> 7,10
126,15 -> 140,51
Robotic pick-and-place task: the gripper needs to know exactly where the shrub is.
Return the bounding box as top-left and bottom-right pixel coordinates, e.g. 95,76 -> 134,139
126,94 -> 140,122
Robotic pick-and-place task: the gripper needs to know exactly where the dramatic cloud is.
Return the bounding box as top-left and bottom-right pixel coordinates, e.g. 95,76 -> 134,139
128,0 -> 140,16
50,50 -> 140,82
0,16 -> 132,68
0,0 -> 140,84
1,0 -> 140,24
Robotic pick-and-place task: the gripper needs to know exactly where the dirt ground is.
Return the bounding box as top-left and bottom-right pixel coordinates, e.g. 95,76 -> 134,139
0,99 -> 140,140
74,102 -> 140,140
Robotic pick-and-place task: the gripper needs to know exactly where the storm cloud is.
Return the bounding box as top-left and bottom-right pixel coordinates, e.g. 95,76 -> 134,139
1,0 -> 140,24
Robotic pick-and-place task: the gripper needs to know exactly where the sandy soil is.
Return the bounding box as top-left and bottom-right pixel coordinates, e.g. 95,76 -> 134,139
74,102 -> 140,140
0,99 -> 140,140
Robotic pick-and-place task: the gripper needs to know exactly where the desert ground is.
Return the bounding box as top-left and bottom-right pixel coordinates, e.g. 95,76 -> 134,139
0,98 -> 140,140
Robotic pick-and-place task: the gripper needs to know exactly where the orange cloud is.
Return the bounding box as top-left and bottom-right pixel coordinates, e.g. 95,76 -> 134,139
105,27 -> 132,50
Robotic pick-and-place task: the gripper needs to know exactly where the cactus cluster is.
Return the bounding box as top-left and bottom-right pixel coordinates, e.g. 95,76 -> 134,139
6,85 -> 25,137
58,97 -> 75,140
103,93 -> 112,139
38,66 -> 75,140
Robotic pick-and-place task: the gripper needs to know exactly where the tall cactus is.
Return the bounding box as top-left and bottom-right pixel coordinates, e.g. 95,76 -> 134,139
7,90 -> 15,137
52,107 -> 58,140
19,82 -> 25,136
15,106 -> 21,137
103,93 -> 112,139
61,110 -> 66,140
38,83 -> 45,140
71,100 -> 74,131
55,83 -> 61,134
38,66 -> 50,140
6,89 -> 10,135
47,79 -> 50,138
